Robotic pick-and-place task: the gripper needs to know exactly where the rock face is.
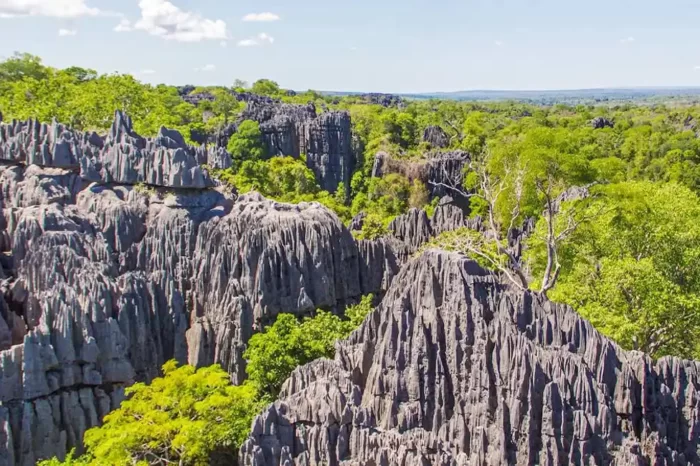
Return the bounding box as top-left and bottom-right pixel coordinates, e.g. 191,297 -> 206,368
241,251 -> 700,466
242,101 -> 354,194
0,114 -> 389,464
423,125 -> 450,149
371,150 -> 471,204
591,117 -> 614,129
425,150 -> 471,200
387,197 -> 471,253
0,112 -> 220,189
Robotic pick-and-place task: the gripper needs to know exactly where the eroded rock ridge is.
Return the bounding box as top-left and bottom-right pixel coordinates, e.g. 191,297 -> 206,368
241,251 -> 700,466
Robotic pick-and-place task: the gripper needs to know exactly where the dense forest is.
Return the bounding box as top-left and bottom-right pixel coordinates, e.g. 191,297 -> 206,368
3,52 -> 700,464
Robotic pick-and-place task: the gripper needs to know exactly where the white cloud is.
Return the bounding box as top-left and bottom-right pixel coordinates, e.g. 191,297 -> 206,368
695,65 -> 700,71
494,40 -> 504,46
237,32 -> 274,47
114,18 -> 132,32
0,0 -> 99,18
620,36 -> 635,44
194,64 -> 216,72
139,69 -> 156,75
131,0 -> 227,42
242,12 -> 280,22
58,28 -> 77,36
220,40 -> 227,47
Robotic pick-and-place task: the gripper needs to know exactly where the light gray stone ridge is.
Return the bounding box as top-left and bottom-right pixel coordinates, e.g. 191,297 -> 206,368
0,111 -> 223,189
0,118 -> 101,168
241,101 -> 355,194
0,169 -> 395,463
425,150 -> 471,199
240,250 -> 700,466
387,196 -> 471,252
422,125 -> 450,149
80,111 -> 215,188
370,150 -> 471,203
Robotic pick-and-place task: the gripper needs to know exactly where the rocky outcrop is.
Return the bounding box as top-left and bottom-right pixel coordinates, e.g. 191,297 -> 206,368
385,197 -> 471,253
0,119 -> 100,168
591,117 -> 614,129
370,150 -> 471,203
304,112 -> 353,193
241,250 -> 700,466
0,111 -> 388,463
0,112 -> 220,189
425,150 -> 470,200
0,110 -> 369,464
81,112 -> 214,188
423,125 -> 450,149
241,101 -> 354,194
358,93 -> 405,108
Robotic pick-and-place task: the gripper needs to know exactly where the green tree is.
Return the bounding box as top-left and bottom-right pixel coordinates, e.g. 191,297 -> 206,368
227,120 -> 265,168
250,79 -> 281,96
211,88 -> 243,126
0,52 -> 48,86
245,296 -> 374,398
528,181 -> 700,359
40,362 -> 260,466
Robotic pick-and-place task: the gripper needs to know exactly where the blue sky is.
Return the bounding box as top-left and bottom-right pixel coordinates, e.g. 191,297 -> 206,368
1,0 -> 699,93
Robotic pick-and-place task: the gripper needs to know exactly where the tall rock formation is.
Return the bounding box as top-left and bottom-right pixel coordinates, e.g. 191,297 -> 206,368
370,150 -> 471,204
241,251 -> 700,466
241,101 -> 354,194
0,113 -> 391,465
422,125 -> 450,149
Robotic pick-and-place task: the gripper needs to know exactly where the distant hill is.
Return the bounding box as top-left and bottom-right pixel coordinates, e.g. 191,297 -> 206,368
324,87 -> 700,104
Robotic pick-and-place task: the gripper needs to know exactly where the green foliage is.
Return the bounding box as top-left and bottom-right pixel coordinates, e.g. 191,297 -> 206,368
353,214 -> 389,241
528,181 -> 700,358
215,156 -> 352,222
0,52 -> 48,85
421,227 -> 508,270
351,173 -> 412,227
245,296 -> 374,398
38,452 -> 90,466
409,179 -> 430,209
250,79 -> 281,96
41,362 -> 261,466
226,120 -> 265,168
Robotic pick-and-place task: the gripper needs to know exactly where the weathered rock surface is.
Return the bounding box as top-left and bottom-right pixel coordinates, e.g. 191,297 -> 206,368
591,117 -> 614,129
423,125 -> 450,149
242,101 -> 354,194
371,150 -> 471,203
386,197 -> 471,253
0,116 -> 387,463
1,112 -> 218,189
241,250 -> 700,466
425,150 -> 470,200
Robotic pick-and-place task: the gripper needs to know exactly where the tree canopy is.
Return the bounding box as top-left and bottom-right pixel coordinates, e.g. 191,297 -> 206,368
40,362 -> 260,466
527,181 -> 700,359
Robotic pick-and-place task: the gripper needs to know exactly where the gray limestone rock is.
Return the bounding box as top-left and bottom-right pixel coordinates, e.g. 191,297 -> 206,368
1,112 -> 216,189
241,250 -> 700,466
591,117 -> 614,129
303,111 -> 354,194
81,113 -> 215,188
425,150 -> 470,199
0,119 -> 100,168
0,158 -> 392,463
242,101 -> 355,193
422,125 -> 450,149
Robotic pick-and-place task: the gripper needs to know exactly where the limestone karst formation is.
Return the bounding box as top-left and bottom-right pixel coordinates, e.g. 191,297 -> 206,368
0,110 -> 699,466
241,98 -> 354,195
0,112 -> 400,465
240,251 -> 700,466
